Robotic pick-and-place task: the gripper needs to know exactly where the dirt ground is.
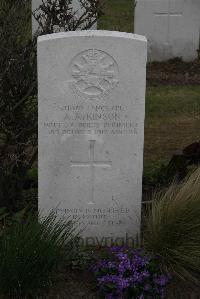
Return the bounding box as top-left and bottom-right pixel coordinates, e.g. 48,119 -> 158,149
147,59 -> 200,86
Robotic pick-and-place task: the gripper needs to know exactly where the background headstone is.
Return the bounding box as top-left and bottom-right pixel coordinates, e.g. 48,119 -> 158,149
134,0 -> 200,61
38,31 -> 147,245
32,0 -> 97,35
32,0 -> 42,34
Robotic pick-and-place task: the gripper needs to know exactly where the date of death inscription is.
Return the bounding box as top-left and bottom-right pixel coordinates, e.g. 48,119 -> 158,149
43,104 -> 139,136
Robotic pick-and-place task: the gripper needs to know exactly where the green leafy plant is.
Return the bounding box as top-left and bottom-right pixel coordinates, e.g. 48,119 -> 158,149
143,168 -> 200,286
0,211 -> 78,298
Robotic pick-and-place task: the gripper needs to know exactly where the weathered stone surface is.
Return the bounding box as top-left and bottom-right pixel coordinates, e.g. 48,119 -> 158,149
134,0 -> 200,61
38,31 -> 147,245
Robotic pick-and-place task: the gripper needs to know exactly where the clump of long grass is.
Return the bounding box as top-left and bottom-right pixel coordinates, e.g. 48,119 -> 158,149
143,167 -> 200,285
0,211 -> 78,298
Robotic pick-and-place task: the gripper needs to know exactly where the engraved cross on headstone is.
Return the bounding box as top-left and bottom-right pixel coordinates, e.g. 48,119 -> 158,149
71,140 -> 112,205
154,0 -> 183,43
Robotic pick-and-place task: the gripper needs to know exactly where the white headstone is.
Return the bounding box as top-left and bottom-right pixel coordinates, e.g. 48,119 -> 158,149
32,0 -> 97,35
38,31 -> 147,246
134,0 -> 200,61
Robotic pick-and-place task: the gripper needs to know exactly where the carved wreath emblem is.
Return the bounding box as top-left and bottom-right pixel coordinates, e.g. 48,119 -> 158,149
70,49 -> 119,100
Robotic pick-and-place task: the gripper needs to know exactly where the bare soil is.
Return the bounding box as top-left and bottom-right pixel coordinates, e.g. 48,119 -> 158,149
147,59 -> 200,86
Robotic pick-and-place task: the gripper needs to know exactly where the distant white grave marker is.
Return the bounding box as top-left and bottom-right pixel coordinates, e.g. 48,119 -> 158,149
135,0 -> 200,61
38,31 -> 147,246
154,6 -> 183,44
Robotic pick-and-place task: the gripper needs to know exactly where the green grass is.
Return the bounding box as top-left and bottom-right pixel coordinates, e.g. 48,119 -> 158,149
144,86 -> 200,167
143,168 -> 200,286
146,86 -> 200,118
98,0 -> 135,32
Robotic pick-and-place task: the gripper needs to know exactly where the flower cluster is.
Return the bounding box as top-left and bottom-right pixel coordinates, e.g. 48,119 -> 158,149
91,247 -> 170,299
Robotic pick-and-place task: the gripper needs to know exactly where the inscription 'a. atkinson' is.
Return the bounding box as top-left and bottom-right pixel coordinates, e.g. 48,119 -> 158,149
70,49 -> 119,100
64,112 -> 121,121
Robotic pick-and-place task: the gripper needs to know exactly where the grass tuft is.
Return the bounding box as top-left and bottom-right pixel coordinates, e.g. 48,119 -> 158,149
143,168 -> 200,285
0,211 -> 78,298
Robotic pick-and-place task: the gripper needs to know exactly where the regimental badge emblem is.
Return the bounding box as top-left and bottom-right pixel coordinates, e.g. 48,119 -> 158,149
70,49 -> 119,100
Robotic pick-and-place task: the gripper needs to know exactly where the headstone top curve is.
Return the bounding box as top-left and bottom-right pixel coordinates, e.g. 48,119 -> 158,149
38,30 -> 147,44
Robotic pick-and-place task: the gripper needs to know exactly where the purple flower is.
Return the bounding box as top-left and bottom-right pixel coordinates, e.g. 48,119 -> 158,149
105,295 -> 115,299
91,246 -> 170,299
108,261 -> 116,269
116,276 -> 130,290
144,284 -> 151,291
154,274 -> 169,286
116,252 -> 128,260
